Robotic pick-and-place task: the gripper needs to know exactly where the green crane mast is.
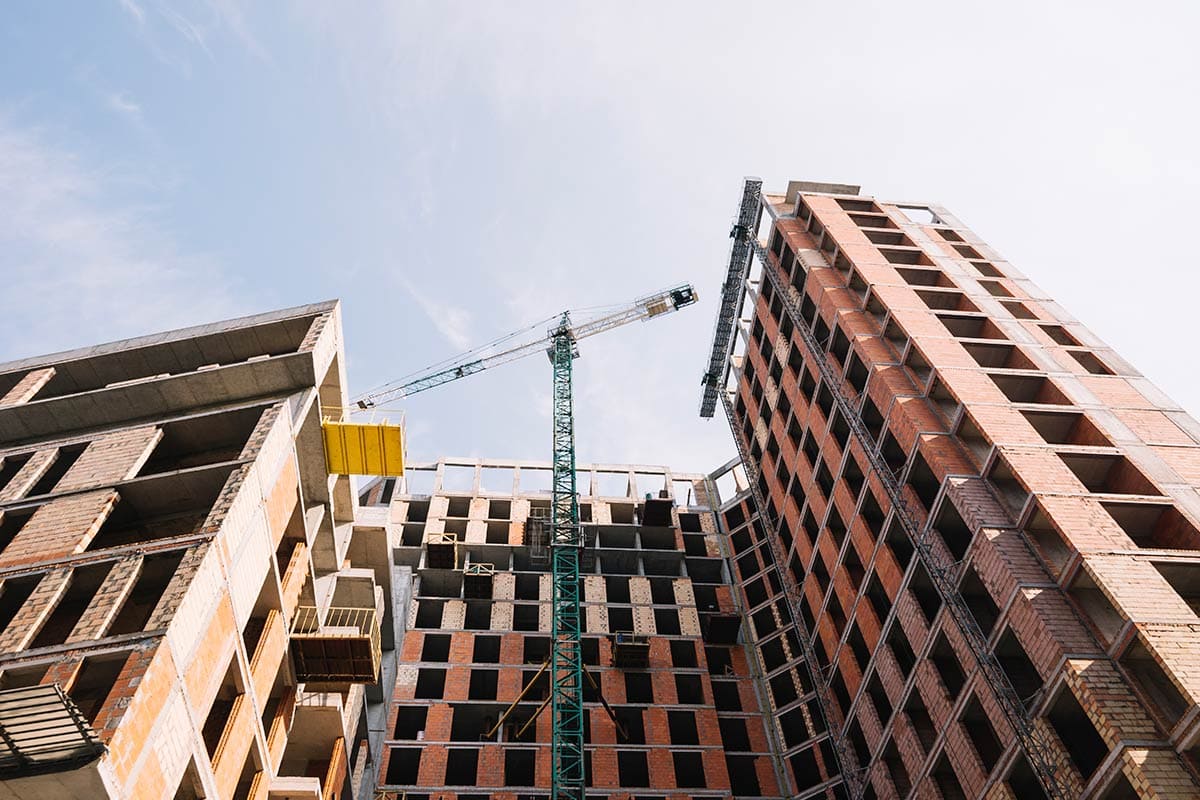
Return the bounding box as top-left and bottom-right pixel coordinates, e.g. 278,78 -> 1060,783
355,285 -> 699,799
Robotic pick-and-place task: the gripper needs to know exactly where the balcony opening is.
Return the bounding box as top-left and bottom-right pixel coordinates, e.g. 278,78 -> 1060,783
1101,501 -> 1200,550
883,738 -> 912,796
930,632 -> 965,700
1046,688 -> 1108,780
1025,503 -> 1073,576
931,753 -> 967,799
987,457 -> 1030,521
505,748 -> 536,786
1039,324 -> 1080,346
393,706 -> 427,739
962,342 -> 1037,371
865,572 -> 891,623
676,673 -> 704,704
916,289 -> 978,313
989,373 -> 1071,406
906,452 -> 941,514
624,672 -> 653,704
384,748 -> 420,785
414,668 -> 446,699
1121,637 -> 1188,728
960,694 -> 1002,773
673,751 -> 706,788
904,690 -> 936,753
712,680 -> 742,711
445,748 -> 479,785
888,623 -> 916,678
1004,753 -> 1050,800
27,445 -> 86,497
201,657 -> 244,761
908,562 -> 941,624
667,710 -> 699,745
790,745 -> 823,791
995,629 -> 1043,709
468,669 -> 498,700
960,564 -> 1000,635
0,575 -> 40,635
1068,570 -> 1124,646
67,651 -> 127,724
0,507 -> 36,555
867,672 -> 893,726
1059,453 -> 1159,496
109,550 -> 187,636
1068,350 -> 1114,375
30,563 -> 113,648
1021,409 -> 1110,446
423,633 -> 451,662
618,750 -> 650,788
1153,561 -> 1200,615
886,521 -> 914,571
937,312 -> 1007,340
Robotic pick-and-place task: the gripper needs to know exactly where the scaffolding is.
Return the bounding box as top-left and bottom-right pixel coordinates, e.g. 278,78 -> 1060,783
700,178 -> 763,418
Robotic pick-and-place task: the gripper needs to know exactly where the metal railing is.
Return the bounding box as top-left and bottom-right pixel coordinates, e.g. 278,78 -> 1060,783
290,606 -> 382,682
0,684 -> 105,777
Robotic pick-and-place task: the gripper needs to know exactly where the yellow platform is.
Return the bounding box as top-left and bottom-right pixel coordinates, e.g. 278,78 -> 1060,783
322,417 -> 405,476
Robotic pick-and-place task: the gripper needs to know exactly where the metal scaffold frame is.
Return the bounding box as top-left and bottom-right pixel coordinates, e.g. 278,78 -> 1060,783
700,178 -> 763,418
549,316 -> 585,799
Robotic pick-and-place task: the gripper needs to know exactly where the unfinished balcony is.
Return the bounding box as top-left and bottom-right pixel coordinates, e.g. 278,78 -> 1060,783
289,606 -> 382,688
0,684 -> 105,783
611,631 -> 651,668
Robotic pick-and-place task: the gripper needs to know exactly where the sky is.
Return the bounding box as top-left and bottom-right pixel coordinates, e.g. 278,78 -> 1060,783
1,1 -> 1199,478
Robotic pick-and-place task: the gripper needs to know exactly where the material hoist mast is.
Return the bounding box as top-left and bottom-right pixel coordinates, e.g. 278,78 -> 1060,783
357,283 -> 697,800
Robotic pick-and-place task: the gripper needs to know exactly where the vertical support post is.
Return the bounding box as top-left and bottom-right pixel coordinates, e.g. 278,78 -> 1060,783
550,315 -> 585,800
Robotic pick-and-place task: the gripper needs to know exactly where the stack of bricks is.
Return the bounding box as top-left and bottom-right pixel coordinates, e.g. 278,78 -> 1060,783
375,458 -> 787,799
710,179 -> 1200,798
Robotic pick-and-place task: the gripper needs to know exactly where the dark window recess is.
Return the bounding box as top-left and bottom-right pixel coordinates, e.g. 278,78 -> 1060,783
726,755 -> 760,796
444,749 -> 479,785
930,633 -> 966,700
880,431 -> 908,475
933,498 -> 974,561
961,694 -> 1003,774
883,738 -> 912,796
675,674 -> 704,704
384,748 -> 420,785
931,753 -> 967,800
414,668 -> 446,699
1121,637 -> 1188,727
617,750 -> 650,788
865,572 -> 891,624
423,633 -> 452,662
705,646 -> 733,676
905,690 -> 937,753
908,562 -> 942,624
847,719 -> 869,768
712,680 -> 742,711
68,652 -> 127,724
109,550 -> 186,636
1005,754 -> 1051,800
0,576 -> 40,636
867,672 -> 893,725
673,751 -> 706,789
667,710 -> 699,745
906,452 -> 941,513
791,746 -> 823,791
468,669 -> 498,700
770,672 -> 798,708
615,706 -> 645,744
995,629 -> 1044,709
760,637 -> 787,671
847,623 -> 870,671
960,564 -> 1000,635
504,749 -> 536,787
1047,688 -> 1108,779
861,490 -> 886,537
886,521 -> 913,570
670,640 -> 697,668
719,716 -> 751,751
624,672 -> 653,704
888,623 -> 916,678
30,563 -> 113,648
393,706 -> 428,739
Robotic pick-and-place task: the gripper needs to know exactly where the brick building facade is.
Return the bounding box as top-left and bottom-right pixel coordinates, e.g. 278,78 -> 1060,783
703,179 -> 1200,799
0,302 -> 394,800
369,458 -> 787,800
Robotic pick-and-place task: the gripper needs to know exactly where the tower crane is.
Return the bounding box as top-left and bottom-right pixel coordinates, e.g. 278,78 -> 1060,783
356,283 -> 698,800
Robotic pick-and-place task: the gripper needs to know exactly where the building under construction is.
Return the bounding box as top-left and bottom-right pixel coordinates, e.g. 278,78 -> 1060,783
0,302 -> 396,800
4,178 -> 1200,800
703,179 -> 1200,799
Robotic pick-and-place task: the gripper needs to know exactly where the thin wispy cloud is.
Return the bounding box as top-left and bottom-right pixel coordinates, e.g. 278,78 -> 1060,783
115,0 -> 271,74
400,278 -> 474,352
0,117 -> 246,361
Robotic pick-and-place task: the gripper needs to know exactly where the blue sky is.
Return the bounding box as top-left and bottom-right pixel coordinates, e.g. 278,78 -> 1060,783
2,2 -> 1199,474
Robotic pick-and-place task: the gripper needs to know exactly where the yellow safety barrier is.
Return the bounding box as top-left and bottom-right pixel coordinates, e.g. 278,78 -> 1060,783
321,414 -> 405,476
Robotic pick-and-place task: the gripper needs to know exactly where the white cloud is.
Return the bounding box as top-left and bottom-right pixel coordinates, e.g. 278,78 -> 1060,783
0,117 -> 246,361
400,278 -> 474,351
